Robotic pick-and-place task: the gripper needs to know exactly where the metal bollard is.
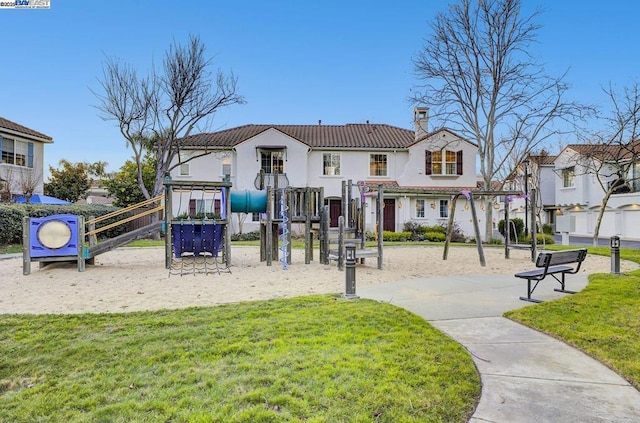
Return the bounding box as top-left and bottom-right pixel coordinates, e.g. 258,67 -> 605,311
610,236 -> 621,275
343,243 -> 359,299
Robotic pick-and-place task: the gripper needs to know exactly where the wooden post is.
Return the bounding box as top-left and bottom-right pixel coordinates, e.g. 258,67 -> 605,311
164,178 -> 173,269
341,180 -> 347,224
347,179 -> 353,228
224,185 -> 232,266
321,205 -> 330,265
504,200 -> 510,259
338,215 -> 345,270
22,216 -> 31,275
305,187 -> 312,264
443,194 -> 458,260
468,194 -> 486,267
377,185 -> 383,270
266,186 -> 273,266
530,188 -> 537,262
77,215 -> 86,272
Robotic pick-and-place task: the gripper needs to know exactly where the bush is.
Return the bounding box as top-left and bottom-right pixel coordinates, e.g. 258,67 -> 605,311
230,230 -> 260,241
498,218 -> 524,242
423,224 -> 447,234
542,223 -> 554,235
523,233 -> 555,245
424,232 -> 446,242
383,231 -> 412,242
488,237 -> 503,245
0,205 -> 27,244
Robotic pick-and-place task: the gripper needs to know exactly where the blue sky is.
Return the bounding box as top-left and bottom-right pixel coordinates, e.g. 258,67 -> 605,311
2,0 -> 639,177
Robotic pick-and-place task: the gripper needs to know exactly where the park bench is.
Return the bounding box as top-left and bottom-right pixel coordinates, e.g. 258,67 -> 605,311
515,249 -> 588,303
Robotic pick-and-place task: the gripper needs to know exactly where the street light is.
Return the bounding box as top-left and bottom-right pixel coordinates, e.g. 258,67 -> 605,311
523,159 -> 530,236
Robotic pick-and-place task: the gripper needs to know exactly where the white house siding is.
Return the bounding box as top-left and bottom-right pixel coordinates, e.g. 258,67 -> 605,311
0,132 -> 47,195
622,209 -> 640,239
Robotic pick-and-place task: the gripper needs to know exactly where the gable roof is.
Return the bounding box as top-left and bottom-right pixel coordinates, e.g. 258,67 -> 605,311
180,123 -> 416,149
564,140 -> 640,162
0,116 -> 53,143
528,154 -> 557,166
410,127 -> 478,148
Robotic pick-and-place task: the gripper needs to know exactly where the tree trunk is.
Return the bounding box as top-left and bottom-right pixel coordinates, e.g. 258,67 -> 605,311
592,190 -> 613,247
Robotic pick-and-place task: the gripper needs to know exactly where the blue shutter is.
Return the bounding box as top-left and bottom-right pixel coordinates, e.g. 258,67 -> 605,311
27,142 -> 34,168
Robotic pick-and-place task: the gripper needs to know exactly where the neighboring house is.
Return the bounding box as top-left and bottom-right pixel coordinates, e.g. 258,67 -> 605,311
0,116 -> 52,200
171,108 -> 495,239
553,143 -> 640,239
506,153 -> 559,232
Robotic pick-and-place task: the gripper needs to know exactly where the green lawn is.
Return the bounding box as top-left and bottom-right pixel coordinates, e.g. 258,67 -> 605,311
505,247 -> 640,390
0,295 -> 480,422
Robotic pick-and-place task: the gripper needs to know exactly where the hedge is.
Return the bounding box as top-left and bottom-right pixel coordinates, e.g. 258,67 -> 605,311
0,203 -> 130,245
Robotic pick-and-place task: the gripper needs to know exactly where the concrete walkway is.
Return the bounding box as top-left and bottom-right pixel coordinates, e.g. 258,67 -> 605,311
358,273 -> 640,423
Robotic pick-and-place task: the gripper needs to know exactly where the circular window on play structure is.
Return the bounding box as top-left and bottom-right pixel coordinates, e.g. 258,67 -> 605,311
37,220 -> 73,250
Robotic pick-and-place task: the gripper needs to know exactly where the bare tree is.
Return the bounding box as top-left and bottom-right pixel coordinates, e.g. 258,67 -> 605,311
568,83 -> 640,246
94,35 -> 244,201
19,165 -> 43,203
0,166 -> 15,202
412,0 -> 588,240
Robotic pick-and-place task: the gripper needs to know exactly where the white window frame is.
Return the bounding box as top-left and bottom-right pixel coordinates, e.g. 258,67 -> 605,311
369,153 -> 388,177
1,138 -> 32,168
322,152 -> 341,176
222,156 -> 231,178
416,199 -> 425,218
562,167 -> 575,188
439,199 -> 449,218
179,163 -> 190,176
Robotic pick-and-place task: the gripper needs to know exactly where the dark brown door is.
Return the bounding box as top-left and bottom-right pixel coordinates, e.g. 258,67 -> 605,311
383,199 -> 395,232
329,199 -> 342,227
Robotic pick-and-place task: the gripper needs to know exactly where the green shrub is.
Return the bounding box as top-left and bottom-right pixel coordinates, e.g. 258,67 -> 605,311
424,232 -> 446,242
423,224 -> 447,234
542,223 -> 554,235
383,231 -> 412,242
498,218 -> 524,242
523,233 -> 555,245
488,237 -> 503,245
0,205 -> 27,244
230,230 -> 261,241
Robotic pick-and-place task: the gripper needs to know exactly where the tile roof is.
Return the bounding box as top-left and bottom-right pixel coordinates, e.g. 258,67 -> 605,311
566,140 -> 640,161
180,123 -> 416,149
528,154 -> 557,165
0,117 -> 53,142
360,180 -> 480,193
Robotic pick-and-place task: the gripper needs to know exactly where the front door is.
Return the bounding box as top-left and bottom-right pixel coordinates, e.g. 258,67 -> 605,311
328,199 -> 342,227
383,199 -> 395,232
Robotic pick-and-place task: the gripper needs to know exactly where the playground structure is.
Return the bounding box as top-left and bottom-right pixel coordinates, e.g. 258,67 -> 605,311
258,185 -> 324,267
164,180 -> 232,275
320,180 -> 384,270
23,195 -> 165,275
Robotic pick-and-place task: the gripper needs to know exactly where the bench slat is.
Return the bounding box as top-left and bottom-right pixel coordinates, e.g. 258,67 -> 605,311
515,265 -> 573,279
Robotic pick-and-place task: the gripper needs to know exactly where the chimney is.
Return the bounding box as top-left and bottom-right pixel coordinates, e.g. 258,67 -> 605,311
414,107 -> 428,140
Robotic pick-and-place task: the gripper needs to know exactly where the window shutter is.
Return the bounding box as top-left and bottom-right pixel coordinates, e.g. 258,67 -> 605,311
425,151 -> 432,175
456,151 -> 463,175
27,142 -> 34,168
189,199 -> 196,216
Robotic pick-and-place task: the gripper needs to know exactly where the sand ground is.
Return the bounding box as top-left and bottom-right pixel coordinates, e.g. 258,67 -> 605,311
0,245 -> 633,314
